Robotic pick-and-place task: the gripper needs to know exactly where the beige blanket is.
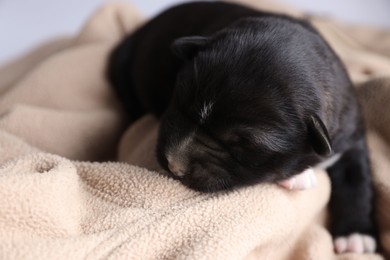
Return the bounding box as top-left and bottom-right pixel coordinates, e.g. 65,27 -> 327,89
1,1 -> 390,259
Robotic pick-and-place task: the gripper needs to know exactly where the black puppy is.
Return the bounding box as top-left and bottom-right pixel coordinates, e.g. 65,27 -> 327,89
107,2 -> 376,254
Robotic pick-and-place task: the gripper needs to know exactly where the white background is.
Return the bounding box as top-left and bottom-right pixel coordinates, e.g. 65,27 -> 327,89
0,0 -> 389,65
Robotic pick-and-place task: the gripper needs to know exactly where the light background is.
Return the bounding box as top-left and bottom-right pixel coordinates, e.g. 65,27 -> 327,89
0,0 -> 389,65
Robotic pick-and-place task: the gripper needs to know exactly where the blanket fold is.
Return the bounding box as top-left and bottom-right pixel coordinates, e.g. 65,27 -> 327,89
1,1 -> 390,259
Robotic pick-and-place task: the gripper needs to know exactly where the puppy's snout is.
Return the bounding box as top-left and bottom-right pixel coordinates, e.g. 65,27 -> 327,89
168,160 -> 186,177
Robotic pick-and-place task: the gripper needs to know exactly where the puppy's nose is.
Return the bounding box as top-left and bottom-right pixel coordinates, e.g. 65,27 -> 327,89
168,160 -> 185,177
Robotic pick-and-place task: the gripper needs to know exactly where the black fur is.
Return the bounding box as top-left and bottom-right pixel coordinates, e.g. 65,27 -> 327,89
107,2 -> 375,242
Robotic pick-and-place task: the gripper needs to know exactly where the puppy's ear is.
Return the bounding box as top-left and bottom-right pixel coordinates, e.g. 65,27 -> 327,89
308,115 -> 332,156
172,36 -> 208,60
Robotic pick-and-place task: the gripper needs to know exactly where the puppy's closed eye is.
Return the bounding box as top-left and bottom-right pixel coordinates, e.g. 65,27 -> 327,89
231,150 -> 267,169
226,127 -> 294,153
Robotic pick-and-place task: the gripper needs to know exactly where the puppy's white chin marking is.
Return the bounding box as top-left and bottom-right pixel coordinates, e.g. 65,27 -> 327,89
278,168 -> 317,190
334,233 -> 376,254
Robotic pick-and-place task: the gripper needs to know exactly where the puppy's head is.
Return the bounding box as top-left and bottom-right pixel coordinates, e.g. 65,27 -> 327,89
157,19 -> 333,192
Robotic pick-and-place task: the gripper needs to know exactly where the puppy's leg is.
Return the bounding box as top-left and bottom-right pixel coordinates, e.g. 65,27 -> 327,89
278,168 -> 317,190
327,140 -> 377,254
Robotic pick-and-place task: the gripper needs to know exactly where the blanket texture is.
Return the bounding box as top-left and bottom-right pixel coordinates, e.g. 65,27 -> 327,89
1,1 -> 390,259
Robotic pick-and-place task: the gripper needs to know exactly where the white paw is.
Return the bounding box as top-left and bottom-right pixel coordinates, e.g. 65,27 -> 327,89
334,233 -> 376,254
278,168 -> 317,190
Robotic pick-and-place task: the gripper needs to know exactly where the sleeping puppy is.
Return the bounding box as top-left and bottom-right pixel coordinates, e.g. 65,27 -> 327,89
107,1 -> 376,254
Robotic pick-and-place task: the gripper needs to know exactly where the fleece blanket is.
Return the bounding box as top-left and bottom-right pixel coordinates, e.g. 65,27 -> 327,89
1,1 -> 390,259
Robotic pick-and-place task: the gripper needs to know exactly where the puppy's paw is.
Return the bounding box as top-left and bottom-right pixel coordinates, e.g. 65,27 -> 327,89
278,168 -> 317,190
334,233 -> 376,254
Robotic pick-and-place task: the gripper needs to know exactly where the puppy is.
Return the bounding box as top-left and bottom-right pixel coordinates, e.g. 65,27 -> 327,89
107,2 -> 376,254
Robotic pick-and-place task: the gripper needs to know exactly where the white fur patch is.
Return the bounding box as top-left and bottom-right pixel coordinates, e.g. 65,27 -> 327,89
278,154 -> 341,191
199,102 -> 214,123
315,153 -> 341,170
